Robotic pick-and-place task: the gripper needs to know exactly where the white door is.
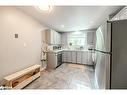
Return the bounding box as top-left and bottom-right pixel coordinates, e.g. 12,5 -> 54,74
71,51 -> 77,63
66,51 -> 72,63
76,51 -> 82,64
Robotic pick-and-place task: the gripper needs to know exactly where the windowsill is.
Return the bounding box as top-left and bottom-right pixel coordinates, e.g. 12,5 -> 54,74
62,49 -> 89,52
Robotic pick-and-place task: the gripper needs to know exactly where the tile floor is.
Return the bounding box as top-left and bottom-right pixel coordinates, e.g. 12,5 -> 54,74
24,63 -> 95,89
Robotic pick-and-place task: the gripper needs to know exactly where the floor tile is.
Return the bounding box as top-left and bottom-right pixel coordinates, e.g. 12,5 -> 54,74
24,63 -> 95,89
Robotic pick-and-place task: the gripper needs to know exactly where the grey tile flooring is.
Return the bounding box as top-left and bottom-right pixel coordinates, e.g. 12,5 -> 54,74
24,63 -> 95,89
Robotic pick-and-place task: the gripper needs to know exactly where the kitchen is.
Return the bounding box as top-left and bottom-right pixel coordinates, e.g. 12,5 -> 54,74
46,29 -> 95,69
0,6 -> 127,90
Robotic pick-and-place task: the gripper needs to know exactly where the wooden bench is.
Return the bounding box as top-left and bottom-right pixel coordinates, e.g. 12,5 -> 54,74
4,64 -> 41,89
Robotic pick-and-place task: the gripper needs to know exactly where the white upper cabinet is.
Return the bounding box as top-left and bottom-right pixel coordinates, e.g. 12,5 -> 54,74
53,30 -> 57,44
111,15 -> 119,21
87,32 -> 94,45
57,32 -> 61,44
111,7 -> 127,21
119,7 -> 127,20
45,29 -> 54,44
54,32 -> 61,44
45,29 -> 61,44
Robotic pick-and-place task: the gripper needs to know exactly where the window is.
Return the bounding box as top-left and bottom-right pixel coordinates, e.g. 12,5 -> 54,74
68,31 -> 87,49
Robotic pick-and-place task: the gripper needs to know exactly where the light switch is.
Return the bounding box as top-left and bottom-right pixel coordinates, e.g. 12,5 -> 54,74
24,43 -> 26,47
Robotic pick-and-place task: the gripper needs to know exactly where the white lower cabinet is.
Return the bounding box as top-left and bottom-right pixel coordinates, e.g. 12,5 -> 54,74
62,51 -> 67,62
66,51 -> 72,63
62,50 -> 93,65
76,51 -> 82,64
82,51 -> 93,65
82,51 -> 89,64
71,51 -> 77,63
88,51 -> 93,65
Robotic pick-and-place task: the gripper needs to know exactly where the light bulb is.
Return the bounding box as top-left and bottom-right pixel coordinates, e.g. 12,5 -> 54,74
35,5 -> 53,13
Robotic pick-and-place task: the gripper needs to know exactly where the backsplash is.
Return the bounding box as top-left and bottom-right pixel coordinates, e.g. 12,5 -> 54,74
46,45 -> 62,51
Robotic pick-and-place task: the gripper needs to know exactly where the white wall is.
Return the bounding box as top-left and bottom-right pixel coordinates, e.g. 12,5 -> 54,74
0,7 -> 46,85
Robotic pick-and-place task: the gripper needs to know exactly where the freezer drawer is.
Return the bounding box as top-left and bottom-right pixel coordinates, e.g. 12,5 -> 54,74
95,51 -> 110,89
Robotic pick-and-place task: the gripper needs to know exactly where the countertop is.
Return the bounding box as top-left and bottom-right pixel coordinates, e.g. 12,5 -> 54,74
47,49 -> 90,53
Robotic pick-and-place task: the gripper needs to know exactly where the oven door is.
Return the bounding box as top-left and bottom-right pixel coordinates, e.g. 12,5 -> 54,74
57,52 -> 62,67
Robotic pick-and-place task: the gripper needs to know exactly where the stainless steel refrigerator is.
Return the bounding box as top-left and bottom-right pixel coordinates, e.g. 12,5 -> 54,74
94,20 -> 127,89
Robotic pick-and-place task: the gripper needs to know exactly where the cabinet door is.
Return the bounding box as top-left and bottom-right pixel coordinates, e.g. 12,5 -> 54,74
76,51 -> 82,64
87,32 -> 94,45
111,15 -> 119,21
71,51 -> 77,63
82,51 -> 93,65
88,51 -> 93,65
46,29 -> 53,44
58,33 -> 61,44
119,7 -> 127,20
111,7 -> 127,21
56,32 -> 59,44
82,51 -> 89,64
46,29 -> 61,45
53,31 -> 61,44
62,51 -> 67,62
53,30 -> 57,44
66,51 -> 72,63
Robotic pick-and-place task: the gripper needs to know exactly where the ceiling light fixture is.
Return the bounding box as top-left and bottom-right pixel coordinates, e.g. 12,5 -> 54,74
35,5 -> 53,13
90,21 -> 94,24
73,31 -> 81,34
61,25 -> 64,28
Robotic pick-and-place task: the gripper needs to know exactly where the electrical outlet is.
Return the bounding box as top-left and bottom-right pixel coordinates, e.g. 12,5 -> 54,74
15,34 -> 18,38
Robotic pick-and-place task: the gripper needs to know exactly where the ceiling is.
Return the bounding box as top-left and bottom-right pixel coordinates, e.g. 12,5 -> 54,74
18,6 -> 124,32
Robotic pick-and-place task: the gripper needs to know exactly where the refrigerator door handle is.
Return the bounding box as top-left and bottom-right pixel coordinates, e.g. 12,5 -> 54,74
94,49 -> 111,54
